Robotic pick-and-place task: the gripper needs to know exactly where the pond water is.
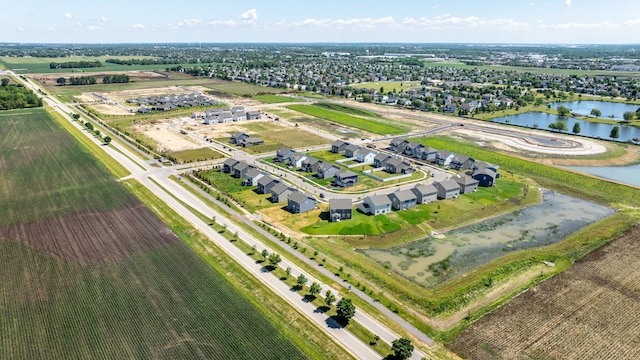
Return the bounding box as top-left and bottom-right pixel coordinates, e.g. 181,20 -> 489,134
568,164 -> 640,188
550,101 -> 640,121
362,191 -> 613,287
491,112 -> 640,142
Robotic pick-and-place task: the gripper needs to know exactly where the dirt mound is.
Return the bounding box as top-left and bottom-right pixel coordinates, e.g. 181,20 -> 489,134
0,204 -> 178,264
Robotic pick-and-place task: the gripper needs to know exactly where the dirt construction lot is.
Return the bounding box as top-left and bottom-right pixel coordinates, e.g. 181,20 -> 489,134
451,226 -> 640,360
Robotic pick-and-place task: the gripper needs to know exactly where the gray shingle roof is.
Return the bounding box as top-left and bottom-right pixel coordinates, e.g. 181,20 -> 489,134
329,198 -> 352,210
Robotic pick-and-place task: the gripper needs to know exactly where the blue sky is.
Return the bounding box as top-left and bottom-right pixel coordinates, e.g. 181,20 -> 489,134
2,0 -> 639,44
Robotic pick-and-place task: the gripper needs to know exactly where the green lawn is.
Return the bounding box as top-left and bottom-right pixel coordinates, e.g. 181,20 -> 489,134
252,94 -> 304,103
287,104 -> 409,135
167,147 -> 226,163
198,170 -> 245,194
313,102 -> 384,118
240,122 -> 330,149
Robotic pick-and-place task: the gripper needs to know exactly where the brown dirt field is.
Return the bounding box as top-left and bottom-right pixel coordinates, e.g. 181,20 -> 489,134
0,204 -> 177,264
450,226 -> 640,360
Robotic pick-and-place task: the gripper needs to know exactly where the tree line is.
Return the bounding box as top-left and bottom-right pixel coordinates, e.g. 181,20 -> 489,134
0,81 -> 42,110
106,58 -> 176,65
49,61 -> 103,69
56,76 -> 97,86
102,74 -> 130,84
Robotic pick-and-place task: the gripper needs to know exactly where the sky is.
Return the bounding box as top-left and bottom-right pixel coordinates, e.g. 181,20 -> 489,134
1,0 -> 639,44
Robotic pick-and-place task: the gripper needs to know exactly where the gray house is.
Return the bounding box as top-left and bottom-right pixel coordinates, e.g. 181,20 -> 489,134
435,151 -> 455,167
433,179 -> 461,199
388,190 -> 418,211
355,148 -> 377,164
411,184 -> 438,204
344,144 -> 361,158
473,161 -> 499,173
317,162 -> 340,179
329,198 -> 352,222
333,170 -> 359,187
239,137 -> 265,147
301,157 -> 322,173
416,147 -> 438,161
222,158 -> 239,173
246,110 -> 261,120
450,155 -> 475,171
289,153 -> 308,169
373,153 -> 392,168
385,158 -> 412,174
331,139 -> 350,153
287,191 -> 317,214
270,183 -> 295,203
230,132 -> 249,144
243,168 -> 264,186
276,146 -> 294,163
454,175 -> 479,194
233,162 -> 254,178
403,142 -> 424,157
389,139 -> 408,152
361,195 -> 392,215
257,175 -> 279,194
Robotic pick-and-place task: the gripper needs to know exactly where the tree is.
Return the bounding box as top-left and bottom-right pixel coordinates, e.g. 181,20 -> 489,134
336,298 -> 356,324
285,267 -> 292,279
534,97 -> 544,106
261,249 -> 269,261
1,78 -> 9,87
548,121 -> 567,131
390,338 -> 414,360
268,253 -> 281,268
557,106 -> 571,116
610,125 -> 620,140
362,94 -> 372,103
71,113 -> 80,120
325,290 -> 336,307
590,108 -> 602,117
296,274 -> 308,287
309,282 -> 321,297
57,77 -> 66,86
623,111 -> 636,122
572,122 -> 581,135
103,136 -> 111,145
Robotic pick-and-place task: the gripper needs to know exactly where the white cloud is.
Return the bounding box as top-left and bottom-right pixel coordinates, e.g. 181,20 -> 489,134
17,27 -> 24,31
622,18 -> 640,27
333,16 -> 397,29
47,27 -> 56,32
240,9 -> 258,21
101,16 -> 108,22
289,18 -> 332,28
409,14 -> 529,29
209,20 -> 238,28
88,25 -> 100,31
77,22 -> 83,27
131,23 -> 144,29
554,21 -> 613,29
64,13 -> 72,19
564,0 -> 572,6
178,19 -> 201,27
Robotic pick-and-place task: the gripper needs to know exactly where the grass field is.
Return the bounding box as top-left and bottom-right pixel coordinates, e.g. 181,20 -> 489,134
451,226 -> 640,359
313,102 -> 384,118
0,108 -> 308,359
240,121 -> 330,150
167,147 -> 226,163
252,94 -> 304,103
287,104 -> 409,135
352,81 -> 422,92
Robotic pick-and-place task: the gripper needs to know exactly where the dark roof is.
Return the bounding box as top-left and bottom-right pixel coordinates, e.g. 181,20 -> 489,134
242,137 -> 264,144
288,191 -> 315,204
413,184 -> 438,195
223,158 -> 239,166
245,168 -> 262,178
336,170 -> 358,179
385,157 -> 404,167
344,144 -> 360,152
329,198 -> 352,210
303,157 -> 321,166
258,175 -> 278,187
452,155 -> 471,163
435,179 -> 461,191
277,146 -> 292,156
366,194 -> 392,207
270,182 -> 293,195
374,153 -> 391,161
233,162 -> 252,172
454,175 -> 479,186
318,162 -> 339,171
437,150 -> 453,158
390,189 -> 417,202
473,168 -> 497,178
332,139 -> 349,147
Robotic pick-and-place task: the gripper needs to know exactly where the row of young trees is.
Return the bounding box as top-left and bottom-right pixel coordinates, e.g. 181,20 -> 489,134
56,76 -> 97,86
49,61 -> 103,69
102,74 -> 130,84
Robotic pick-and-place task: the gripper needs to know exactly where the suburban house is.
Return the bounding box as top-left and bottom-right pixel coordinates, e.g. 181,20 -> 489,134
411,184 -> 438,204
385,157 -> 412,174
230,132 -> 249,144
416,147 -> 438,161
233,162 -> 254,179
389,139 -> 408,152
203,116 -> 219,125
450,155 -> 475,171
257,175 -> 279,194
270,183 -> 295,203
344,144 -> 361,158
361,195 -> 392,215
474,161 -> 500,173
276,146 -> 295,163
435,151 -> 456,167
289,153 -> 308,169
222,158 -> 239,173
331,139 -> 350,153
239,137 -> 265,147
373,153 -> 392,168
243,168 -> 264,186
246,110 -> 262,120
433,179 -> 461,199
454,175 -> 479,194
220,112 -> 234,123
287,191 -> 317,214
403,142 -> 424,157
472,168 -> 498,187
388,190 -> 418,211
317,162 -> 340,179
354,148 -> 378,164
329,198 -> 352,222
333,170 -> 359,187
301,157 -> 322,172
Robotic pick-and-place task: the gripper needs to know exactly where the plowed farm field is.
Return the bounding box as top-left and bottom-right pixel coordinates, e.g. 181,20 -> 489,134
451,226 -> 640,360
0,109 -> 306,359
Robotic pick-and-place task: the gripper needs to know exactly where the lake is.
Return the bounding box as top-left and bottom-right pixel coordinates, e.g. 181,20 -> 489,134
362,191 -> 613,287
491,112 -> 640,142
568,163 -> 640,188
550,100 -> 640,121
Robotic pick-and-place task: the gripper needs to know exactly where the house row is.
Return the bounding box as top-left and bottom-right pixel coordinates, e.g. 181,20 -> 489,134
133,93 -> 218,113
331,140 -> 378,165
200,110 -> 262,124
275,146 -> 359,187
359,175 -> 479,215
229,132 -> 265,147
221,158 -> 317,214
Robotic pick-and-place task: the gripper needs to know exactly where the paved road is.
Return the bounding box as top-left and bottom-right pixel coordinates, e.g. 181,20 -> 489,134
12,72 -> 429,359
